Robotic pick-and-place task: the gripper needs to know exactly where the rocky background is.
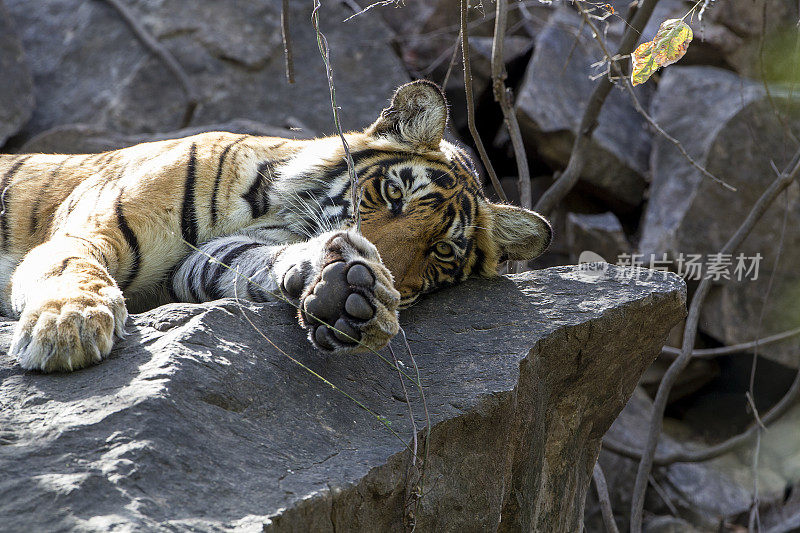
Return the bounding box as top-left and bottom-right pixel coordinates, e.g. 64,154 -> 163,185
1,0 -> 799,531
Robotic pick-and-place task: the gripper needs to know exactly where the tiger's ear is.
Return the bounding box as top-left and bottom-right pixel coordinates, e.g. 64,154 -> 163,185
488,203 -> 552,260
365,80 -> 448,150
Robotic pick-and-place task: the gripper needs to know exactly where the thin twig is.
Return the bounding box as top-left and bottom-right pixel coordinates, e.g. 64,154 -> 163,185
628,148 -> 800,533
492,0 -> 532,272
534,0 -> 661,216
460,0 -> 508,202
648,474 -> 679,517
491,0 -> 531,208
440,29 -> 462,89
281,0 -> 295,84
748,428 -> 763,533
342,0 -> 401,22
99,0 -> 198,128
661,326 -> 800,358
574,2 -> 736,192
747,185 -> 789,532
593,463 -> 620,533
750,188 -> 789,393
312,1 -> 361,230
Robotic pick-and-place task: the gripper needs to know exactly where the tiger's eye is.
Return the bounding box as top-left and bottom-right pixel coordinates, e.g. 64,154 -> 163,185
434,241 -> 453,257
385,182 -> 403,200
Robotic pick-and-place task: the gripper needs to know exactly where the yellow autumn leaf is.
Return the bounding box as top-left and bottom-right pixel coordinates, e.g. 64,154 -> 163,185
631,19 -> 693,86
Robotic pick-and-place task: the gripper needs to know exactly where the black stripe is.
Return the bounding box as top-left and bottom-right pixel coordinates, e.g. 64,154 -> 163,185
93,152 -> 118,173
242,160 -> 276,219
115,194 -> 141,291
167,280 -> 181,303
417,191 -> 445,209
307,149 -> 405,183
461,239 -> 475,279
30,162 -> 66,234
52,256 -> 81,277
0,156 -> 32,251
210,136 -> 249,227
204,241 -> 264,299
473,246 -> 487,275
398,167 -> 415,187
181,143 -> 199,246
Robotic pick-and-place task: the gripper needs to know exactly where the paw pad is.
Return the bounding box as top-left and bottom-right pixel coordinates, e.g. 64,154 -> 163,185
302,261 -> 378,348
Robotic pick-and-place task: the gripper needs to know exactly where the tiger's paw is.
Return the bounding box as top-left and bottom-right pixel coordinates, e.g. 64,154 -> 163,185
291,231 -> 400,354
11,287 -> 128,373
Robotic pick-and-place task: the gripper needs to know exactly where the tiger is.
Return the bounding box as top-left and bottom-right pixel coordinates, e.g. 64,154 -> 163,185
0,80 -> 551,373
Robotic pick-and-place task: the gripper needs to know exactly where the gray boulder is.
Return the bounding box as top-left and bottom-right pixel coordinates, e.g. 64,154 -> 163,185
4,1 -> 407,142
515,9 -> 653,209
566,211 -> 631,264
0,0 -> 33,147
640,66 -> 800,367
593,387 -> 800,531
0,266 -> 685,532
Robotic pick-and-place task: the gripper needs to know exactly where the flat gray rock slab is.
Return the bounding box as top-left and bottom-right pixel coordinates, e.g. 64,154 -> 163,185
0,266 -> 685,532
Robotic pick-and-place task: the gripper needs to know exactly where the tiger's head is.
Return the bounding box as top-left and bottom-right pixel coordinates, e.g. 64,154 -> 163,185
344,80 -> 551,307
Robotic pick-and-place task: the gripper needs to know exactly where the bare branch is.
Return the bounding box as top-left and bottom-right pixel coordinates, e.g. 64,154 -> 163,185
629,147 -> 800,533
460,0 -> 508,203
593,463 -> 620,533
491,0 -> 532,211
661,326 -> 800,358
574,2 -> 736,192
534,0 -> 661,216
99,0 -> 198,128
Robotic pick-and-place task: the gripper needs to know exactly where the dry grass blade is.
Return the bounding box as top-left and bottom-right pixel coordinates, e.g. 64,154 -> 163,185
179,238 -> 420,384
229,276 -> 411,450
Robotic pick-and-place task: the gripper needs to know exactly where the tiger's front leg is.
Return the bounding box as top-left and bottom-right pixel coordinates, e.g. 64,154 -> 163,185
9,237 -> 127,372
173,229 -> 401,354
